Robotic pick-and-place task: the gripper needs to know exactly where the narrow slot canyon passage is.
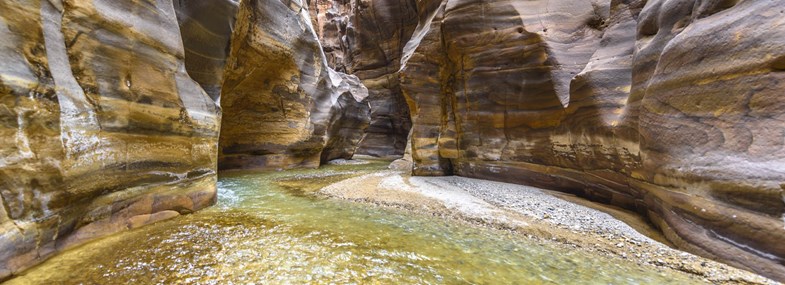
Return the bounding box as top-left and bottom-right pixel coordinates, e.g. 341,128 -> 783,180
1,0 -> 784,284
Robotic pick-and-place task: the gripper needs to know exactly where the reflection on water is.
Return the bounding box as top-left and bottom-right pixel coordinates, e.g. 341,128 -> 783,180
8,161 -> 693,284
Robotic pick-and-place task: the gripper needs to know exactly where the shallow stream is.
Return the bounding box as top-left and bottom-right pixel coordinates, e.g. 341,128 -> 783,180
8,161 -> 693,284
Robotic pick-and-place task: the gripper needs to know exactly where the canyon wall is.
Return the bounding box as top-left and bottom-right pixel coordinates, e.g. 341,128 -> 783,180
1,0 -> 783,282
218,0 -> 370,171
0,0 -> 221,279
0,0 -> 372,278
173,0 -> 240,102
385,0 -> 785,281
309,0 -> 415,157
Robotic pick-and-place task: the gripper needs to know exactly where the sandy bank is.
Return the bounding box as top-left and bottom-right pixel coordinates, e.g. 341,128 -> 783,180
320,169 -> 780,285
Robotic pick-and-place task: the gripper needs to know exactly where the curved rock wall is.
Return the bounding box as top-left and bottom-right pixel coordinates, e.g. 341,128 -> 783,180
635,1 -> 785,278
2,0 -> 783,282
0,0 -> 373,278
398,0 -> 785,280
0,0 -> 220,279
173,0 -> 240,102
218,0 -> 369,171
309,0 -> 417,157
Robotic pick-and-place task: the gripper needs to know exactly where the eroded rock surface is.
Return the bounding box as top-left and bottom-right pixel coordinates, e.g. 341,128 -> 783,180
310,0 -> 417,157
396,0 -> 785,281
218,0 -> 369,171
0,0 -> 220,279
173,0 -> 240,102
308,0 -> 353,72
1,0 -> 783,282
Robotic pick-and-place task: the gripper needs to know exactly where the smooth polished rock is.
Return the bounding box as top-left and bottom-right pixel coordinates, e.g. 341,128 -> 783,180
218,0 -> 369,171
396,0 -> 785,281
0,0 -> 220,280
173,0 -> 240,102
634,0 -> 785,279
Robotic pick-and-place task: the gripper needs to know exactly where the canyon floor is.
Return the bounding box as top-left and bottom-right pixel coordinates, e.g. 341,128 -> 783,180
8,158 -> 781,284
319,158 -> 780,285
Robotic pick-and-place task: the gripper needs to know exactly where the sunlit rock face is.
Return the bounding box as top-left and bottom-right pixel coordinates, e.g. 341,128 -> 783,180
309,0 -> 416,158
218,0 -> 369,171
397,0 -> 785,280
0,0 -> 220,280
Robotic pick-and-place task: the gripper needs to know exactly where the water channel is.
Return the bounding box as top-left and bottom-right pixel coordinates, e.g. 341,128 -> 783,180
7,161 -> 693,284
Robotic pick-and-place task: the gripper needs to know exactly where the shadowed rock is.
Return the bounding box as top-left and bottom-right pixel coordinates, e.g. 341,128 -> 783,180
218,0 -> 369,171
310,0 -> 417,158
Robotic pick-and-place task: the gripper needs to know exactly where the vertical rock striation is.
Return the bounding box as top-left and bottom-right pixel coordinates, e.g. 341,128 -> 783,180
218,0 -> 369,171
396,0 -> 785,280
310,0 -> 418,157
308,0 -> 353,72
0,0 -> 220,280
1,0 -> 782,282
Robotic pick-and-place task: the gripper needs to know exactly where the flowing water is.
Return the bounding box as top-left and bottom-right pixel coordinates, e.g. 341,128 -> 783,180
8,161 -> 694,284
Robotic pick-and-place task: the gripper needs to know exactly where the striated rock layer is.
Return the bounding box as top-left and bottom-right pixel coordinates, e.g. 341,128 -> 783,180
309,0 -> 416,157
397,0 -> 785,281
0,0 -> 220,280
218,0 -> 370,171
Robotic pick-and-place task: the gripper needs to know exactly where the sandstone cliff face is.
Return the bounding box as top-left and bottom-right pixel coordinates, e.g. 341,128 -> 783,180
310,0 -> 416,157
396,0 -> 785,280
308,0 -> 353,72
218,0 -> 369,171
0,0 -> 220,279
173,0 -> 240,102
1,0 -> 783,282
635,1 -> 785,279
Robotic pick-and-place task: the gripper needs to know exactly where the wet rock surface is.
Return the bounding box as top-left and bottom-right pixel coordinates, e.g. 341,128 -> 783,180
0,0 -> 220,279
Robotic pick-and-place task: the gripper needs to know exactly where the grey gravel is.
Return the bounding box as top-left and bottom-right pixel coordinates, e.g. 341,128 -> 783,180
427,176 -> 660,245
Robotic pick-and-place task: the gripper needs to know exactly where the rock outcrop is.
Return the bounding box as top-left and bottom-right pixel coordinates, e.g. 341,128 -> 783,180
396,0 -> 785,281
308,0 -> 353,73
309,0 -> 416,157
218,0 -> 369,171
0,0 -> 220,280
